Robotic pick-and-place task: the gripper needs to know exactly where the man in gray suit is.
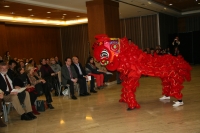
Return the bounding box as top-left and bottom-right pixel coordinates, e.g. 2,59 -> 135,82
61,57 -> 78,100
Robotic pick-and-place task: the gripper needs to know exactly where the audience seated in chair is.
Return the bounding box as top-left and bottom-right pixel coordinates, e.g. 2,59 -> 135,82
72,56 -> 97,95
50,57 -> 61,73
85,57 -> 105,90
3,51 -> 12,63
55,56 -> 62,67
40,58 -> 58,96
26,64 -> 54,109
50,57 -> 62,95
61,57 -> 78,100
94,58 -> 112,85
7,60 -> 18,81
13,67 -> 40,115
0,62 -> 36,121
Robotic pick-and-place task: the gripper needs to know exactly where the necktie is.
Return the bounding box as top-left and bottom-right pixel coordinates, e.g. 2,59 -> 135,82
67,66 -> 73,78
4,74 -> 12,92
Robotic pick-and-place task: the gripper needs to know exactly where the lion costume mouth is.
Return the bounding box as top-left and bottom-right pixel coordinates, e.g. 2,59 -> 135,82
100,59 -> 109,66
100,49 -> 109,58
100,49 -> 110,65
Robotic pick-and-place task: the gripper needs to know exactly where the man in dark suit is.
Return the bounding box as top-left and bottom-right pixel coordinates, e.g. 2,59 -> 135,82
72,56 -> 97,94
7,60 -> 17,81
61,57 -> 79,100
0,62 -> 36,121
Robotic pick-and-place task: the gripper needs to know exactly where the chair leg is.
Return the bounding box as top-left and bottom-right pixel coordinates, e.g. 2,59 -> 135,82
56,83 -> 61,96
59,85 -> 63,97
2,104 -> 8,122
67,86 -> 71,99
7,103 -> 11,114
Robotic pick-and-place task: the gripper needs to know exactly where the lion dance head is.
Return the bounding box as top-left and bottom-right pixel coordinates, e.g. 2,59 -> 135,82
93,34 -> 123,71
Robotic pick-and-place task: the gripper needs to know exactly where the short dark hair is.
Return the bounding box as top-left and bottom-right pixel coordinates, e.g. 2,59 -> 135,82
64,57 -> 71,62
0,62 -> 7,66
40,58 -> 46,64
72,56 -> 79,59
86,56 -> 94,64
8,60 -> 17,65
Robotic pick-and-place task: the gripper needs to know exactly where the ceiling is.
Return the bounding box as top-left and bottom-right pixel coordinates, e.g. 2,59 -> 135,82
0,0 -> 200,26
151,0 -> 200,12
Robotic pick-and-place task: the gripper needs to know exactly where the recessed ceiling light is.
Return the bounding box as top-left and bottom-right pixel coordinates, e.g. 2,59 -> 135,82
63,14 -> 67,15
47,12 -> 51,13
28,9 -> 32,11
198,3 -> 200,4
169,4 -> 172,6
164,7 -> 167,10
4,5 -> 10,7
10,12 -> 15,14
76,16 -> 80,17
30,15 -> 34,16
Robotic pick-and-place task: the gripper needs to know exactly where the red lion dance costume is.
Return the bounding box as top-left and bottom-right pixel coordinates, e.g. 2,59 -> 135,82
93,34 -> 191,110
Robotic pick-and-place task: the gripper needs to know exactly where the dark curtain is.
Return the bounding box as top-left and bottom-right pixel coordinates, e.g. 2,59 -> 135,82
61,24 -> 89,66
186,16 -> 200,32
120,14 -> 158,50
141,15 -> 158,49
159,13 -> 178,49
192,31 -> 200,64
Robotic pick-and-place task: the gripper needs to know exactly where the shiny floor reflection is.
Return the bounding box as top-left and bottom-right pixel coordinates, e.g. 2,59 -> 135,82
1,65 -> 200,133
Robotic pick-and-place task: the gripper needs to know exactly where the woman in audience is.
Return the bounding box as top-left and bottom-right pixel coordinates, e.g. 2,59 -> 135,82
46,58 -> 51,66
40,58 -> 58,96
94,59 -> 111,86
27,64 -> 54,109
50,57 -> 61,95
25,58 -> 29,65
0,56 -> 3,63
55,56 -> 62,67
50,57 -> 61,73
0,92 -> 7,127
13,67 -> 40,115
19,61 -> 25,68
28,59 -> 39,74
86,56 -> 104,89
3,51 -> 12,63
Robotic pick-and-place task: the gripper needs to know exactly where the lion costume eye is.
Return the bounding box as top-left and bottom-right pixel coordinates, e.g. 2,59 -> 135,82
100,49 -> 109,58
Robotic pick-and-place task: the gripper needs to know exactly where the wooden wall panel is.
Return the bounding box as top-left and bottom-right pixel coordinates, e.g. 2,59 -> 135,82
0,22 -> 8,57
86,0 -> 120,56
5,25 -> 61,64
61,24 -> 89,66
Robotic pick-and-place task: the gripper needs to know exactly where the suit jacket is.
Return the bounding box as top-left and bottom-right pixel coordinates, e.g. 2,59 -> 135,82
61,65 -> 77,86
72,63 -> 87,78
0,73 -> 13,95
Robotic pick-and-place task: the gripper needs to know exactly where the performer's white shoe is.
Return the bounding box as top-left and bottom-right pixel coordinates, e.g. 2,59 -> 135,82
173,101 -> 184,107
159,96 -> 170,100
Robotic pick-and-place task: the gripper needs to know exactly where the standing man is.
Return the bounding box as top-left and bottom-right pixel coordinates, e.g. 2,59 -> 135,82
61,57 -> 78,100
172,36 -> 180,56
72,56 -> 97,94
0,62 -> 36,121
